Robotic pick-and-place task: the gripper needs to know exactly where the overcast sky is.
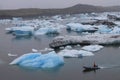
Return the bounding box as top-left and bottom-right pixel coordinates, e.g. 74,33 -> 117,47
0,0 -> 120,9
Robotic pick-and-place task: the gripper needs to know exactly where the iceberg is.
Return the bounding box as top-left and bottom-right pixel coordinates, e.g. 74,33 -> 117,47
66,23 -> 97,33
81,45 -> 104,52
65,45 -> 72,49
8,53 -> 17,57
66,23 -> 84,32
34,27 -> 60,35
7,26 -> 34,32
10,51 -> 64,69
58,49 -> 94,58
110,27 -> 120,34
96,25 -> 112,34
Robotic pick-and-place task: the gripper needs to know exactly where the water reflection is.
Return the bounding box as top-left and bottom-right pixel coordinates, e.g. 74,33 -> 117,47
45,34 -> 59,38
83,68 -> 99,73
12,36 -> 33,41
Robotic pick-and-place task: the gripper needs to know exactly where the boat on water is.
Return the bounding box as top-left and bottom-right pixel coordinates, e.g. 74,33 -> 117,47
83,62 -> 100,72
83,66 -> 100,70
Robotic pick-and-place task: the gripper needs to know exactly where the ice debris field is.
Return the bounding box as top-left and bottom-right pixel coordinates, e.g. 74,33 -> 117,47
1,12 -> 120,69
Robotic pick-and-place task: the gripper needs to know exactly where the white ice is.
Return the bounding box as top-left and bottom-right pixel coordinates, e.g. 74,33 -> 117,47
81,45 -> 104,52
58,49 -> 94,58
8,53 -> 18,57
110,27 -> 120,34
5,26 -> 35,32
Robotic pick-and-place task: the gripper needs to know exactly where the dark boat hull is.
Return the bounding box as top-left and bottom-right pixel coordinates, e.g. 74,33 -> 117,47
83,66 -> 100,71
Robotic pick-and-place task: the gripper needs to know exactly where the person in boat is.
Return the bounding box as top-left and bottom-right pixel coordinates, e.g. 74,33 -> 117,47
93,62 -> 98,68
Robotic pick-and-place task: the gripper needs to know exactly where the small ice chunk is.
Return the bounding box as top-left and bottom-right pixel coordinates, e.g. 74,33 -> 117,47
75,44 -> 81,48
59,46 -> 65,50
32,49 -> 38,53
66,23 -> 84,32
65,45 -> 72,49
81,45 -> 104,52
8,53 -> 17,57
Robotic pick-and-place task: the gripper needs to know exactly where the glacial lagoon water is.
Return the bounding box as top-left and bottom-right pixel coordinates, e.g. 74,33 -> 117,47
1,23 -> 120,80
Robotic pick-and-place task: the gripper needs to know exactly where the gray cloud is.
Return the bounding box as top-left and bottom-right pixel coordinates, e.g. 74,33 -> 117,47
0,0 -> 120,9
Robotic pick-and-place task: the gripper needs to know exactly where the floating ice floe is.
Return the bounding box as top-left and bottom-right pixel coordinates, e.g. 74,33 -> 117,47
10,51 -> 64,69
50,34 -> 120,48
32,49 -> 39,53
66,23 -> 97,32
59,46 -> 65,50
81,45 -> 104,52
96,25 -> 112,34
65,45 -> 72,49
110,27 -> 120,34
52,15 -> 63,21
0,19 -> 11,24
32,48 -> 54,53
34,27 -> 60,35
58,49 -> 94,58
5,26 -> 35,33
8,53 -> 18,57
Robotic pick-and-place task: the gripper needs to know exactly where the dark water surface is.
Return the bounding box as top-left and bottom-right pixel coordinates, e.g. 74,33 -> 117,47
0,23 -> 120,80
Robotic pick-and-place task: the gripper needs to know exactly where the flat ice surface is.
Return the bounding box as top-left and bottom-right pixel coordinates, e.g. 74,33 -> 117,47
34,27 -> 60,35
10,51 -> 64,69
58,49 -> 94,58
81,45 -> 104,52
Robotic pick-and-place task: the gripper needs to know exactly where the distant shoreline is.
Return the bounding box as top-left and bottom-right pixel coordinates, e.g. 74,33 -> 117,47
0,4 -> 120,18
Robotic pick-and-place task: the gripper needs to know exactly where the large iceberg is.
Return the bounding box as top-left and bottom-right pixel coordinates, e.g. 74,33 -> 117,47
10,51 -> 64,69
58,49 -> 94,58
81,45 -> 104,52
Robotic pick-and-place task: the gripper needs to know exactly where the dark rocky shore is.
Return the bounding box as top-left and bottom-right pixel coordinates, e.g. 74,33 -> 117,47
0,4 -> 120,18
